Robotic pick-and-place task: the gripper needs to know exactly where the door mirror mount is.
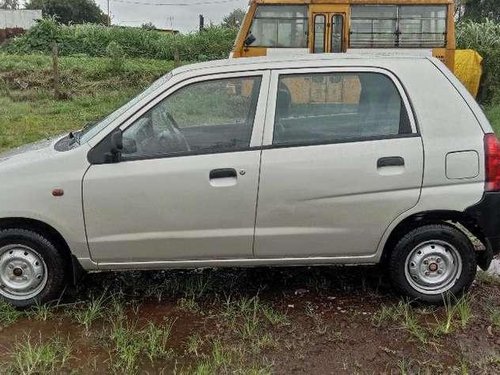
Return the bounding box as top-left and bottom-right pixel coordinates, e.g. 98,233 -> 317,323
244,33 -> 256,47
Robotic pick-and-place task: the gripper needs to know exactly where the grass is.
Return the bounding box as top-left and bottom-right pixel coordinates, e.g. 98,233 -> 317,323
477,270 -> 500,285
0,299 -> 22,327
0,53 -> 173,153
373,295 -> 474,346
107,313 -> 176,373
7,334 -> 72,375
68,292 -> 108,330
26,302 -> 53,321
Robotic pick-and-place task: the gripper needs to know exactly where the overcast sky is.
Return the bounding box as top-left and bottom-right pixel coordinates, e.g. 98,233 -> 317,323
94,0 -> 248,33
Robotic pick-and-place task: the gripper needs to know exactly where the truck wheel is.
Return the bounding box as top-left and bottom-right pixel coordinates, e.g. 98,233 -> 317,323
389,224 -> 477,304
0,229 -> 67,308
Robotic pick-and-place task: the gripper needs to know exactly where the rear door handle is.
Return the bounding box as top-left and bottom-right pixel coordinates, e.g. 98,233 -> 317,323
377,156 -> 405,168
209,168 -> 237,179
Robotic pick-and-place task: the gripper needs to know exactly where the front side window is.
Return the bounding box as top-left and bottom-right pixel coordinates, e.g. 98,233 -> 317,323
273,72 -> 412,146
350,5 -> 447,48
249,5 -> 308,48
122,76 -> 262,159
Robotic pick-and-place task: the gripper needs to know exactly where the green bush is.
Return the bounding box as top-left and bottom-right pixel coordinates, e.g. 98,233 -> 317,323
457,19 -> 500,103
2,18 -> 237,62
106,41 -> 125,73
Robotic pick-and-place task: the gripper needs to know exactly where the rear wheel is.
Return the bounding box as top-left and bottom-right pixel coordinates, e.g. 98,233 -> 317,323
389,224 -> 477,304
0,229 -> 67,307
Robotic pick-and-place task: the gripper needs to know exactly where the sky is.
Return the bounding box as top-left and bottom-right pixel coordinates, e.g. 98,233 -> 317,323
94,0 -> 248,33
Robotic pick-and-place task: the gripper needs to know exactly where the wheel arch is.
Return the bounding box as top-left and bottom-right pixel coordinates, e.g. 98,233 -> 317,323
381,209 -> 486,264
0,217 -> 84,284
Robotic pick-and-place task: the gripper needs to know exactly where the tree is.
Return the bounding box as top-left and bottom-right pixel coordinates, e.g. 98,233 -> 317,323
141,22 -> 156,31
221,8 -> 245,29
25,0 -> 109,25
0,0 -> 19,9
463,0 -> 500,22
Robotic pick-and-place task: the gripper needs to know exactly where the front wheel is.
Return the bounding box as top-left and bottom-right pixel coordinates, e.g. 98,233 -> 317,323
389,224 -> 477,304
0,229 -> 67,307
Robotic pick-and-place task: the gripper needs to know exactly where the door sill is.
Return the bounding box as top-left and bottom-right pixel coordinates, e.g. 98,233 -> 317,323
93,255 -> 379,271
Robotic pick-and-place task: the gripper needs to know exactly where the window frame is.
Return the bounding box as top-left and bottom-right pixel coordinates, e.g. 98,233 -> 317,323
349,4 -> 448,49
88,71 -> 271,164
248,4 -> 309,48
263,67 -> 419,148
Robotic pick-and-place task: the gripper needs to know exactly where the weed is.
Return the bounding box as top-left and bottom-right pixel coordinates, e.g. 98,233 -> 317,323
143,319 -> 175,362
26,303 -> 53,322
434,294 -> 473,335
177,297 -> 200,313
435,294 -> 455,335
107,314 -> 176,373
455,294 -> 473,329
485,298 -> 500,329
186,333 -> 203,357
7,334 -> 72,375
261,304 -> 289,326
372,303 -> 403,327
400,304 -> 428,344
397,358 -> 411,375
0,299 -> 22,327
108,318 -> 143,374
69,292 -> 108,330
305,302 -> 328,335
183,272 -> 213,300
373,301 -> 428,344
476,270 -> 500,286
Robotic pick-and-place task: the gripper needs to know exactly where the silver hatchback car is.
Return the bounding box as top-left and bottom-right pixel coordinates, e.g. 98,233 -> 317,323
0,55 -> 497,307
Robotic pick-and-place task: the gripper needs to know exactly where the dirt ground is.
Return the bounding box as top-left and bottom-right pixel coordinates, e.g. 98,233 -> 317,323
0,259 -> 498,374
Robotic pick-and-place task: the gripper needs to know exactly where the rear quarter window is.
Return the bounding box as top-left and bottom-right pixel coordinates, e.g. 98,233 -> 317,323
273,71 -> 413,146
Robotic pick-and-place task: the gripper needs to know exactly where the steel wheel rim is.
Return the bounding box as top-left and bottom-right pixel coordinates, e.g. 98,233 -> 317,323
404,240 -> 462,295
0,244 -> 48,300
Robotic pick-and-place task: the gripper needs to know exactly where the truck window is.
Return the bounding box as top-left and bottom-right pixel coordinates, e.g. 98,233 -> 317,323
350,5 -> 447,48
249,5 -> 308,48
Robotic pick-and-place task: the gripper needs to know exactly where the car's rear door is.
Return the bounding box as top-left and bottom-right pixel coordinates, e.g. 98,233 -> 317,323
83,71 -> 269,264
254,67 -> 424,259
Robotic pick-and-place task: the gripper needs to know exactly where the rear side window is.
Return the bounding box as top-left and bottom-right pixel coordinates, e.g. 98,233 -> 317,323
273,72 -> 412,146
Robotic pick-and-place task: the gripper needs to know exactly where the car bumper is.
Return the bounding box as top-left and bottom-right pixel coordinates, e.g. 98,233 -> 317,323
465,192 -> 500,270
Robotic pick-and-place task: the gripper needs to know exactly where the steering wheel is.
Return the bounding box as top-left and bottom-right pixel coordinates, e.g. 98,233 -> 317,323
161,111 -> 191,151
166,112 -> 181,131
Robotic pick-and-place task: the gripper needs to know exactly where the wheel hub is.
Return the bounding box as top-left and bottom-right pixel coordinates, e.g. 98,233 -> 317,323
405,240 -> 462,295
0,244 -> 48,300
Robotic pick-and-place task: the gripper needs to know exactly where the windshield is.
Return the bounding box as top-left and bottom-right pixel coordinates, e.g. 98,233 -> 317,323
79,73 -> 173,144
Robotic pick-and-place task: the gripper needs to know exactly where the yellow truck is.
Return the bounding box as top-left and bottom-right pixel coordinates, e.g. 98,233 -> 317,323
231,0 -> 481,96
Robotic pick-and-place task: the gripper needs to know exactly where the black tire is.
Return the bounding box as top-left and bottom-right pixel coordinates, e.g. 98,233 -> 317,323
0,229 -> 67,308
389,224 -> 477,304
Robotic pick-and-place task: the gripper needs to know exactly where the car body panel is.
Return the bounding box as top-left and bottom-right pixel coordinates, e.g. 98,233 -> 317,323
0,54 -> 490,271
0,137 -> 91,261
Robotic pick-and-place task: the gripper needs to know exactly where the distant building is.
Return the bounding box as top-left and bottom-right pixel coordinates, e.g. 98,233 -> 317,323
0,9 -> 42,43
0,9 -> 42,29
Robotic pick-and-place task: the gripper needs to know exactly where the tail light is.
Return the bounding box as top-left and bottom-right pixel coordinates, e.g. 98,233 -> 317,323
484,133 -> 500,191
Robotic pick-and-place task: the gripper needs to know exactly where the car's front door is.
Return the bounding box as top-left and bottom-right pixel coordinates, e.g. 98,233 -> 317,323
83,72 -> 269,264
254,68 -> 424,259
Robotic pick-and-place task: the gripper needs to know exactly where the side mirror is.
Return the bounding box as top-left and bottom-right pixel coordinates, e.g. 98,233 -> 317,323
108,128 -> 123,162
244,33 -> 256,47
122,137 -> 137,155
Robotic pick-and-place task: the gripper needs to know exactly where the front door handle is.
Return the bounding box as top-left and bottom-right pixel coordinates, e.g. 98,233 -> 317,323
209,168 -> 237,179
377,156 -> 405,168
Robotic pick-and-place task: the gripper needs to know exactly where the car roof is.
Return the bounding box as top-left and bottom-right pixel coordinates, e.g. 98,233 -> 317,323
171,53 -> 433,76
